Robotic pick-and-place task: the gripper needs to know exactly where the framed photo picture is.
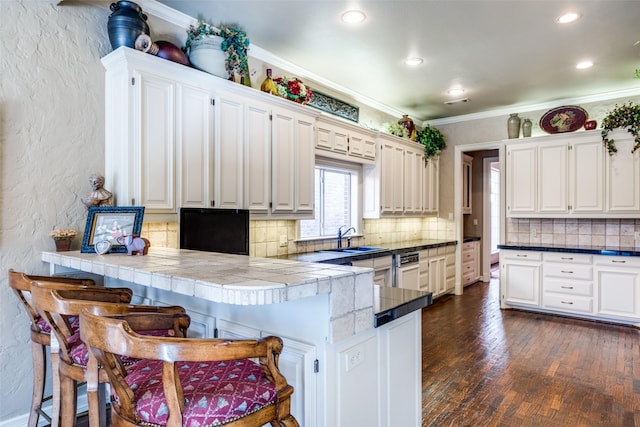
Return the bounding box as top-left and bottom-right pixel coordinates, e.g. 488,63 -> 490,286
81,206 -> 145,253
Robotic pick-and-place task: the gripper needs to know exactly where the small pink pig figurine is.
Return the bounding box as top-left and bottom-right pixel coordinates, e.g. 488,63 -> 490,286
116,235 -> 150,256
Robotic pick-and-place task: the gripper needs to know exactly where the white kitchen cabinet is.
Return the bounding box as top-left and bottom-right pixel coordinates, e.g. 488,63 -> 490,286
501,248 -> 640,325
418,245 -> 455,298
462,154 -> 473,214
506,131 -> 638,218
364,134 -> 438,218
462,240 -> 481,286
404,143 -> 424,214
570,137 -> 605,213
271,106 -> 316,215
422,157 -> 439,214
244,100 -> 272,212
542,252 -> 594,314
595,256 -> 640,320
178,84 -> 214,208
213,92 -> 244,209
506,143 -> 537,216
103,47 -> 318,219
500,250 -> 541,307
605,132 -> 640,213
315,115 -> 376,164
216,319 -> 318,427
377,311 -> 421,427
538,143 -> 569,214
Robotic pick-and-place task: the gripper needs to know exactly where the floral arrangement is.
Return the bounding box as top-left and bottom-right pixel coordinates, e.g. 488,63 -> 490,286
601,101 -> 640,155
273,76 -> 313,104
417,124 -> 446,162
50,229 -> 77,240
384,122 -> 409,138
185,21 -> 250,84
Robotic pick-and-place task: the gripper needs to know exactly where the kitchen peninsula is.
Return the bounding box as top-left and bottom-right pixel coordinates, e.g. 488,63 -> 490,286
42,248 -> 431,427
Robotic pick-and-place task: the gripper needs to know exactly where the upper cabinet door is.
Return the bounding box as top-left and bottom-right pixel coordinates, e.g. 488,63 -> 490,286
606,134 -> 640,213
136,71 -> 176,212
506,144 -> 537,216
178,84 -> 213,208
244,100 -> 272,213
570,138 -> 604,213
538,143 -> 568,214
213,92 -> 244,209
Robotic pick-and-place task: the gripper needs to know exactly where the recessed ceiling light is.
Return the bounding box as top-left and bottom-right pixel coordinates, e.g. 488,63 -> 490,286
341,10 -> 366,24
556,12 -> 581,24
404,57 -> 424,66
447,88 -> 465,96
576,60 -> 593,69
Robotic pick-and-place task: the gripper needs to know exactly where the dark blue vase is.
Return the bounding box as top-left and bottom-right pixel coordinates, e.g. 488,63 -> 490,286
107,1 -> 150,50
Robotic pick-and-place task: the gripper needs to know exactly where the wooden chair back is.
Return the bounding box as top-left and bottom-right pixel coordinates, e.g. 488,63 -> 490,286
80,309 -> 300,427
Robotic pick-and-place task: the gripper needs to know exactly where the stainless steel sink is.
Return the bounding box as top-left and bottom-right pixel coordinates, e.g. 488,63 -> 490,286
321,246 -> 385,254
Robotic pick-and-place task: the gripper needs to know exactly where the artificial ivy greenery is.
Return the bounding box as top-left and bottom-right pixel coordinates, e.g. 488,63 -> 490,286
600,102 -> 640,155
417,124 -> 446,162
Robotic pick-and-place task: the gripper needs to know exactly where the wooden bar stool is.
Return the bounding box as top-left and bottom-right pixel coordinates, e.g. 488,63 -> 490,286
80,308 -> 299,427
30,280 -> 186,427
8,269 -> 106,427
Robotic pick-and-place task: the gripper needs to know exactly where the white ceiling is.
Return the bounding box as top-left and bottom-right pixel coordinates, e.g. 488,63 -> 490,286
156,0 -> 640,122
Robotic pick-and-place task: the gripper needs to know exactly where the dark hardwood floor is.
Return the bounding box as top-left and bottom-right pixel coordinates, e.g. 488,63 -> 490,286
57,276 -> 640,427
422,278 -> 640,427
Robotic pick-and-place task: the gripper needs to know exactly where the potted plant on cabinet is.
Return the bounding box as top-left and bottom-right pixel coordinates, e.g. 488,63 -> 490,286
185,21 -> 251,86
417,124 -> 446,163
600,101 -> 640,155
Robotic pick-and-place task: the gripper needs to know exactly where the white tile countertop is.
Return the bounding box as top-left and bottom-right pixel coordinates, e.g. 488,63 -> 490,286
42,248 -> 377,341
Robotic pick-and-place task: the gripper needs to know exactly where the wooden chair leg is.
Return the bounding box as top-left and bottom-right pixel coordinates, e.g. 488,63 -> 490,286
49,350 -> 61,427
59,374 -> 77,427
28,341 -> 46,427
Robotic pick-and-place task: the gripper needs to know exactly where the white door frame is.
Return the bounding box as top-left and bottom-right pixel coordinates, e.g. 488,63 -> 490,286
453,142 -> 506,295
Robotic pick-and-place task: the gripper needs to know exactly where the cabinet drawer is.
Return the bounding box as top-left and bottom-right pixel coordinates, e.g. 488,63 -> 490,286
594,256 -> 640,269
462,250 -> 474,262
543,293 -> 593,314
502,250 -> 542,262
544,278 -> 593,297
543,252 -> 592,264
544,263 -> 592,280
463,271 -> 476,284
462,261 -> 474,273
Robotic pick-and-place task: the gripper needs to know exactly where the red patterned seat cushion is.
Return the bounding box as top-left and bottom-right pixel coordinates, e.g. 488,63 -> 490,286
68,330 -> 171,367
119,358 -> 277,427
35,314 -> 79,334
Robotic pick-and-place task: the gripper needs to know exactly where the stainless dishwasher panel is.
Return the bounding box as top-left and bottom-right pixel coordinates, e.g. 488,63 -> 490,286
395,252 -> 420,290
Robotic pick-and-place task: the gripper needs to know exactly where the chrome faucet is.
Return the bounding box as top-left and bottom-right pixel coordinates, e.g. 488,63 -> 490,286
337,225 -> 356,248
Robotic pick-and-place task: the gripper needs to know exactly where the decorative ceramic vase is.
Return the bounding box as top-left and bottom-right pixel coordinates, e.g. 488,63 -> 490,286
107,1 -> 150,51
54,239 -> 72,252
584,120 -> 597,130
522,118 -> 532,137
398,115 -> 416,140
507,113 -> 521,139
187,36 -> 227,78
134,35 -> 190,66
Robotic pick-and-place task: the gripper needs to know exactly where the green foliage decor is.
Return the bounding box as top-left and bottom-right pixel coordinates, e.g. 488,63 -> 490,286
185,21 -> 251,85
600,102 -> 640,155
417,124 -> 446,162
385,122 -> 409,138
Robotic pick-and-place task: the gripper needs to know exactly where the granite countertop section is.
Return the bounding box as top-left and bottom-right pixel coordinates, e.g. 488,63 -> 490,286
374,286 -> 433,327
498,243 -> 640,257
463,236 -> 481,243
288,239 -> 458,264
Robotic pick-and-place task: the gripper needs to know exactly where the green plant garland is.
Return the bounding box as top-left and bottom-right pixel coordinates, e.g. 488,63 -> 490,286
417,124 -> 446,163
600,102 -> 640,155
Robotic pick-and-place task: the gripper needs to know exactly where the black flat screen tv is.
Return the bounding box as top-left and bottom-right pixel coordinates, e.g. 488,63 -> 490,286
179,208 -> 250,255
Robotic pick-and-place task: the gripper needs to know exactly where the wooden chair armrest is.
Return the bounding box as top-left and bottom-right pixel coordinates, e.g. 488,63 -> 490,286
103,312 -> 190,337
24,274 -> 96,287
56,287 -> 133,304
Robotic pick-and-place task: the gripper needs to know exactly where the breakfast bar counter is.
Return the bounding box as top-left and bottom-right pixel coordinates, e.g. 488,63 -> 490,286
42,248 -> 429,427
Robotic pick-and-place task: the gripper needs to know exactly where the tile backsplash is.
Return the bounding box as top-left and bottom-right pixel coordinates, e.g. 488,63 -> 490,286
142,216 -> 455,256
506,218 -> 640,249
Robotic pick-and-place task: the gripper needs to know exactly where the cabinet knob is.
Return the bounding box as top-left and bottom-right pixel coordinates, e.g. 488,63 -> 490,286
561,301 -> 574,305
561,285 -> 574,289
560,270 -> 574,274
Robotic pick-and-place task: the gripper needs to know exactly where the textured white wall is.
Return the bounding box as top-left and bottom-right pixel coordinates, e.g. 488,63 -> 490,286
0,1 -> 110,422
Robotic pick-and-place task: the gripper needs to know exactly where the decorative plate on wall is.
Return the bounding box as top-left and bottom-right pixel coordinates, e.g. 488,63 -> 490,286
540,106 -> 588,134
